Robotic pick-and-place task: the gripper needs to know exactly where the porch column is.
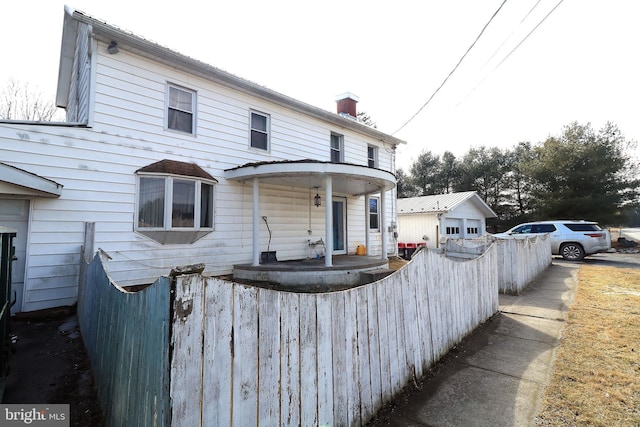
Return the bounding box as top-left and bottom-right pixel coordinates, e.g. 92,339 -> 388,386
380,187 -> 388,260
364,194 -> 371,256
324,176 -> 333,267
252,177 -> 260,266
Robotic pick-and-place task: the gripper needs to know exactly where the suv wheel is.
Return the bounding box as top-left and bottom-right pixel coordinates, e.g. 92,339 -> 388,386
560,243 -> 585,261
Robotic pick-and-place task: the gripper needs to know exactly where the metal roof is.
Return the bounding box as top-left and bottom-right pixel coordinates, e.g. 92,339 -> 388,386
225,160 -> 396,196
397,191 -> 497,218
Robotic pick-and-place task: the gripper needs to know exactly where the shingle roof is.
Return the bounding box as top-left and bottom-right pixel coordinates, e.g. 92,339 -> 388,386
136,159 -> 217,181
397,191 -> 497,218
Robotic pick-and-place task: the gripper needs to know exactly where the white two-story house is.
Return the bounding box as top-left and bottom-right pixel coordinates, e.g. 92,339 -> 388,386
0,7 -> 405,313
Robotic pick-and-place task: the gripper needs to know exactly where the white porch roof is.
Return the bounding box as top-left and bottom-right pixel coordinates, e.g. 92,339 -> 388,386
225,160 -> 395,267
224,160 -> 396,195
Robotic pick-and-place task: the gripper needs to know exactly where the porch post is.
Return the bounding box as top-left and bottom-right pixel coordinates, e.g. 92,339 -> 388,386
252,177 -> 260,266
380,187 -> 388,260
324,176 -> 333,267
364,194 -> 371,256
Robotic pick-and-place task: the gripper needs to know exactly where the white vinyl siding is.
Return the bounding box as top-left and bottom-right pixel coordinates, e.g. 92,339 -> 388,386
0,43 -> 398,312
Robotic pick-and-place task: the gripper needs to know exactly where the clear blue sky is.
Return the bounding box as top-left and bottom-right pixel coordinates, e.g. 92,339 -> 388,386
2,1 -> 639,170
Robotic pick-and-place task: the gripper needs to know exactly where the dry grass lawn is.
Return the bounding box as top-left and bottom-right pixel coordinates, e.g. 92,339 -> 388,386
535,265 -> 640,426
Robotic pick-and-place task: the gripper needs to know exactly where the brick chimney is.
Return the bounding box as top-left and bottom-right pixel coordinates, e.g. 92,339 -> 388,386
335,92 -> 359,118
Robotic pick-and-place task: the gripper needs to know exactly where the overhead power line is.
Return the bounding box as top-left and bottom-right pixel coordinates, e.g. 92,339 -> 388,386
456,0 -> 565,106
492,0 -> 565,71
392,0 -> 509,136
480,0 -> 543,71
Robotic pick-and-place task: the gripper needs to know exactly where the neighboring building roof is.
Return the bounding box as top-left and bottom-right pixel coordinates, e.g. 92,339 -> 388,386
57,7 -> 406,147
397,191 -> 497,218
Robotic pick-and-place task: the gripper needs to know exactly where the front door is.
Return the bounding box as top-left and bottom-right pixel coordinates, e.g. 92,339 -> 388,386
332,197 -> 347,254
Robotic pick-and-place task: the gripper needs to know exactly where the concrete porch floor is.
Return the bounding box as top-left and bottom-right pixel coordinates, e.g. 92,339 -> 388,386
231,255 -> 391,291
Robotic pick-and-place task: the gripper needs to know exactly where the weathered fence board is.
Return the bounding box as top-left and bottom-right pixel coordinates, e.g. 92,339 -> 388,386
366,284 -> 383,413
202,280 -> 233,426
315,294 -> 334,426
445,235 -> 551,294
299,293 -> 318,427
258,289 -> 281,426
77,253 -> 171,427
170,274 -> 204,427
232,286 -> 259,426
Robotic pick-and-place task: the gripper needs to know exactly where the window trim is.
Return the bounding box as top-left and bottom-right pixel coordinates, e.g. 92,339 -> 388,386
250,110 -> 270,151
166,83 -> 197,135
330,132 -> 344,163
136,173 -> 216,232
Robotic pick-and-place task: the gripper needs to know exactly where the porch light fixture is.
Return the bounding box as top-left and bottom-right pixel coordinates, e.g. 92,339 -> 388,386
314,187 -> 321,207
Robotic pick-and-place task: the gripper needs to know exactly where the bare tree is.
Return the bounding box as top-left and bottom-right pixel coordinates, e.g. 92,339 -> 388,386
0,78 -> 62,121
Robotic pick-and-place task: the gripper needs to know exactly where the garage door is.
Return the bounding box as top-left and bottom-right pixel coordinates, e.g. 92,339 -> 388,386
0,200 -> 29,314
466,219 -> 482,237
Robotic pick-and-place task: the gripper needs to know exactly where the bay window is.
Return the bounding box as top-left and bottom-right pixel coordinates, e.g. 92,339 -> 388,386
136,159 -> 217,244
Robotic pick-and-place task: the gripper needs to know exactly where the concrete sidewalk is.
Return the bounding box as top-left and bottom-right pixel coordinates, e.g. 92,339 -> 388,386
368,261 -> 578,426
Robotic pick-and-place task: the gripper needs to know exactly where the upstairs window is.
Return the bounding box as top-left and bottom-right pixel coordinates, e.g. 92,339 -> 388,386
330,133 -> 343,163
250,111 -> 269,150
136,160 -> 217,244
367,145 -> 378,168
167,85 -> 196,134
369,197 -> 379,230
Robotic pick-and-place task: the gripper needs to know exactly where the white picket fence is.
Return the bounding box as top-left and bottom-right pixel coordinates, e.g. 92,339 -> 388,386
170,247 -> 500,426
445,234 -> 552,294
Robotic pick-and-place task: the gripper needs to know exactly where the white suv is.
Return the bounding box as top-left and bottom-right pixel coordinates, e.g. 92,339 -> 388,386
494,220 -> 611,261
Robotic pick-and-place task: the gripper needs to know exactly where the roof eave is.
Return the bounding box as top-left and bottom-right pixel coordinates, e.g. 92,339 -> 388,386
56,6 -> 79,108
0,163 -> 64,197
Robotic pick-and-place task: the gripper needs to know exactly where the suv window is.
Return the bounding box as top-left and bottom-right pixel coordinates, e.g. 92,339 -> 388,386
564,223 -> 601,231
531,224 -> 557,233
512,224 -> 532,234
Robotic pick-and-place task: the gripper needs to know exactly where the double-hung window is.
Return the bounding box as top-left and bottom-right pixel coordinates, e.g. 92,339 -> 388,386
167,84 -> 196,134
250,111 -> 269,150
330,133 -> 343,163
369,197 -> 380,230
367,145 -> 378,168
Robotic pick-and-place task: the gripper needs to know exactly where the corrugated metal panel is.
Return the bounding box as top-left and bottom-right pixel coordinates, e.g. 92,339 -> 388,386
397,191 -> 476,214
398,191 -> 496,218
